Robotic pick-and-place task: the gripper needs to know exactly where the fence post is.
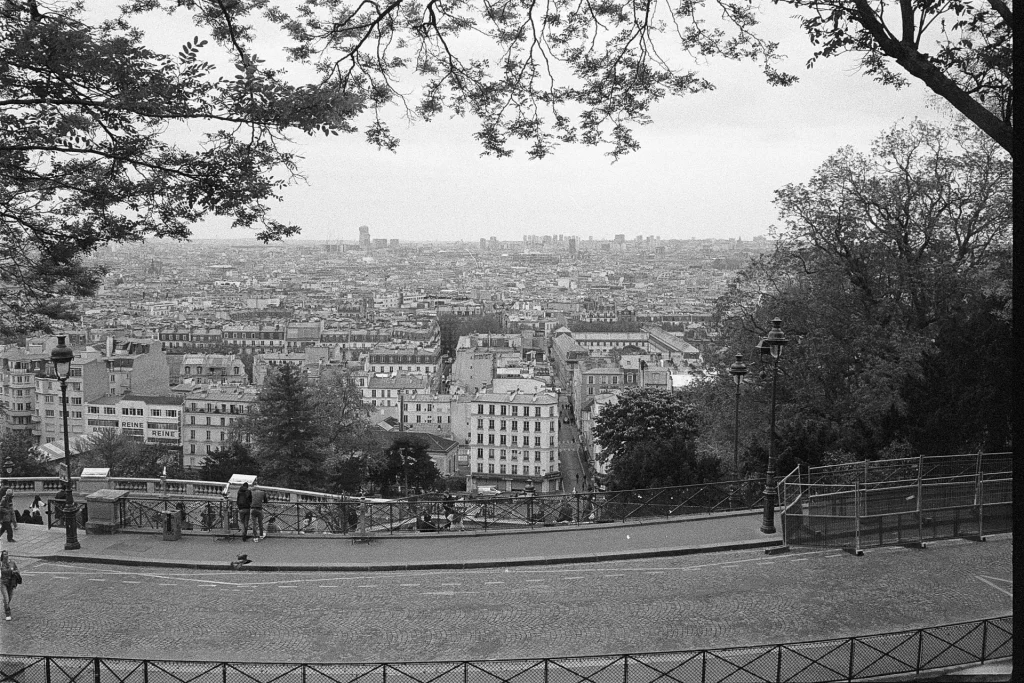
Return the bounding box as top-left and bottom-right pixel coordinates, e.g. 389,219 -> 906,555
917,454 -> 923,544
848,637 -> 856,682
978,476 -> 985,538
980,619 -> 988,663
915,627 -> 923,674
776,645 -> 783,683
623,654 -> 629,683
854,484 -> 861,554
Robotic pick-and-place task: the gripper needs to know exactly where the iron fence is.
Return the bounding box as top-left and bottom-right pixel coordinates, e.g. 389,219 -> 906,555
779,453 -> 1012,551
44,500 -> 85,531
113,478 -> 767,536
0,616 -> 1010,683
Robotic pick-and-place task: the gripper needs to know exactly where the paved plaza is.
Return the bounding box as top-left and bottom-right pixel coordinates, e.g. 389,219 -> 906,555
0,518 -> 1011,670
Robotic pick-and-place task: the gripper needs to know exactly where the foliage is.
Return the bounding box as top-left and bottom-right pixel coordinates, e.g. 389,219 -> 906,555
246,364 -> 325,490
710,119 -> 1011,468
367,438 -> 440,497
0,430 -> 54,477
786,0 -> 1011,152
198,440 -> 260,483
593,387 -> 717,488
608,433 -> 724,490
593,387 -> 700,465
314,367 -> 375,458
76,429 -> 178,478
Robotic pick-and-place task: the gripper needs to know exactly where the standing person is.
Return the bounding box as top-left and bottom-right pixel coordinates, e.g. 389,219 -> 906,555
0,491 -> 14,543
0,549 -> 19,620
236,482 -> 252,542
249,485 -> 267,542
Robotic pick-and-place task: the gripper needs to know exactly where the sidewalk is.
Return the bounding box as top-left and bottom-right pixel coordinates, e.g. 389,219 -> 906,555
6,510 -> 782,570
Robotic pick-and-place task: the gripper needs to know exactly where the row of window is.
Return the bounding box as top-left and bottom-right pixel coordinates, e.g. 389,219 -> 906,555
475,448 -> 553,462
86,406 -> 178,417
476,404 -> 554,417
477,434 -> 555,447
477,463 -> 543,475
476,419 -> 554,432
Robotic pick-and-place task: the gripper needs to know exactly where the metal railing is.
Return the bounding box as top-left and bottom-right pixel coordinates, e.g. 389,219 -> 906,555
0,615 -> 1010,683
779,453 -> 1013,552
114,478 -> 767,535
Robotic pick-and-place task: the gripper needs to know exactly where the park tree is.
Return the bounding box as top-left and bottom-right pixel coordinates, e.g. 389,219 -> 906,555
76,429 -> 177,477
0,430 -> 54,477
608,433 -> 724,490
712,119 -> 1011,468
198,440 -> 261,482
593,387 -> 717,488
313,367 -> 375,459
247,363 -> 325,490
5,0 -> 1011,334
367,438 -> 439,497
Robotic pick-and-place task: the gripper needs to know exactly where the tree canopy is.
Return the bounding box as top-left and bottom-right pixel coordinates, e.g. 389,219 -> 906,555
708,119 -> 1011,470
2,0 -> 1012,333
592,387 -> 723,489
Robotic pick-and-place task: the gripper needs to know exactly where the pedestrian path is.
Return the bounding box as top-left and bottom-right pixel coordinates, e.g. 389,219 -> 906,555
3,511 -> 781,570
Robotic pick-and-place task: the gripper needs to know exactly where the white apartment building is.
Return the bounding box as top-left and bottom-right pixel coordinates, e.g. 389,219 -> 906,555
466,388 -> 560,493
84,394 -> 183,448
180,385 -> 260,469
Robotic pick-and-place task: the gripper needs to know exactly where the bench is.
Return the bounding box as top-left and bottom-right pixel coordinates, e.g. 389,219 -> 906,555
350,534 -> 375,544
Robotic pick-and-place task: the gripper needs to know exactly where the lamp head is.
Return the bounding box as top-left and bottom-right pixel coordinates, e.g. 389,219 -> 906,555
50,335 -> 74,381
728,354 -> 748,385
761,318 -> 788,360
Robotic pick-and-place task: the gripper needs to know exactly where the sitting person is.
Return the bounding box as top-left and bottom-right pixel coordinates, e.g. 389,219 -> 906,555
416,511 -> 436,532
266,515 -> 280,534
300,511 -> 318,534
30,510 -> 43,525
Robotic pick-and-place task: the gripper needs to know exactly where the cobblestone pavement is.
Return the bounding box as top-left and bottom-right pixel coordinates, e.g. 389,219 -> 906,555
0,536 -> 1010,664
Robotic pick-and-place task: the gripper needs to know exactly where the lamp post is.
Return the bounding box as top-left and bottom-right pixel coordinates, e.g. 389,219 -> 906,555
727,354 -> 748,473
50,335 -> 81,550
758,319 -> 787,535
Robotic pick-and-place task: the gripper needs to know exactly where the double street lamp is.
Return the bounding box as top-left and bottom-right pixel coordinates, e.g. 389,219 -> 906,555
50,336 -> 81,550
758,319 -> 787,535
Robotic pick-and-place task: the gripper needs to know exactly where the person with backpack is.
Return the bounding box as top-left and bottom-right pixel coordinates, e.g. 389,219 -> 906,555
236,482 -> 252,542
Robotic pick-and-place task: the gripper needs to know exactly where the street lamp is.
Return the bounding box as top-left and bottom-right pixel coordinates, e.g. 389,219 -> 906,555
727,354 -> 748,473
50,335 -> 81,550
758,319 -> 787,535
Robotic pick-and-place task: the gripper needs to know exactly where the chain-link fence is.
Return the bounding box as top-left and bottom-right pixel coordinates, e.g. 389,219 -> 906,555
779,453 -> 1012,551
0,616 -> 1010,683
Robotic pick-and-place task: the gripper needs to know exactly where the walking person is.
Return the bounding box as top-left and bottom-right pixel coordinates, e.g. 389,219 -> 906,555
1,549 -> 20,620
236,482 -> 252,542
0,491 -> 14,543
249,485 -> 267,542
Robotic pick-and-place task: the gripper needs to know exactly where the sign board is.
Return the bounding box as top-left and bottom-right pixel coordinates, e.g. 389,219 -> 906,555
81,468 -> 111,478
222,473 -> 258,498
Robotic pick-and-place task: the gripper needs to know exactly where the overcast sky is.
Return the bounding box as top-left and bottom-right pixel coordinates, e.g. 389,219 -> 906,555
167,3 -> 952,245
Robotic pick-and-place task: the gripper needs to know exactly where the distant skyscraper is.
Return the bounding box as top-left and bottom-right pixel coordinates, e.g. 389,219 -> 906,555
359,225 -> 370,250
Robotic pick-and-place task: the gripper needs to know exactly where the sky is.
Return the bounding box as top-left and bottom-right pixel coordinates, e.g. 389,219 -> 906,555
139,2 -> 953,244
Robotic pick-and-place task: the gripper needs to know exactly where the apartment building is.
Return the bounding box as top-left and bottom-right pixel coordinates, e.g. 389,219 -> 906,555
83,394 -> 183,448
0,346 -> 49,438
364,343 -> 441,375
465,387 -> 560,493
176,354 -> 247,385
33,346 -> 108,452
180,385 -> 259,469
